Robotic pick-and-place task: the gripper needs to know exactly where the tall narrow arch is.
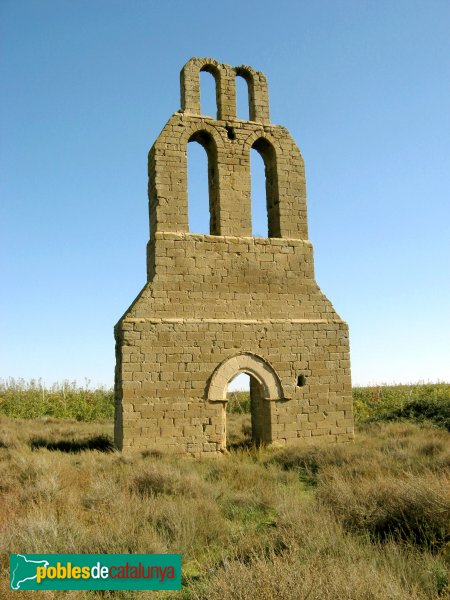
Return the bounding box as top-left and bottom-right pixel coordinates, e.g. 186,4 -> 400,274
235,67 -> 255,120
200,64 -> 220,118
235,74 -> 250,120
187,141 -> 209,234
187,130 -> 220,235
252,137 -> 280,238
250,147 -> 268,237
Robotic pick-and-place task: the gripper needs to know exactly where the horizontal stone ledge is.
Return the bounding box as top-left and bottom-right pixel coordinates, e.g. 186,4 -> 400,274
175,111 -> 270,126
152,231 -> 313,246
124,318 -> 345,325
208,396 -> 292,403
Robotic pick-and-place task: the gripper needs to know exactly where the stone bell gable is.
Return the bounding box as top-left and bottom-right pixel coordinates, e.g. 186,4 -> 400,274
114,57 -> 354,455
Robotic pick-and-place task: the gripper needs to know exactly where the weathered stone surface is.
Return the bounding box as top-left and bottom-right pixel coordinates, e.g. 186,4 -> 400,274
114,57 -> 354,455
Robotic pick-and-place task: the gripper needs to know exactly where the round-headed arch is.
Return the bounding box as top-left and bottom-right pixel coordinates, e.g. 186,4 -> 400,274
243,131 -> 281,238
181,57 -> 227,118
243,129 -> 281,153
185,125 -> 224,235
180,121 -> 226,149
181,57 -> 270,122
207,352 -> 286,402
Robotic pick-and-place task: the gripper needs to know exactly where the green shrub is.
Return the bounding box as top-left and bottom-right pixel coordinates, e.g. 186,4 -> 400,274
369,396 -> 450,431
2,379 -> 449,430
353,383 -> 450,427
0,378 -> 114,421
226,391 -> 250,414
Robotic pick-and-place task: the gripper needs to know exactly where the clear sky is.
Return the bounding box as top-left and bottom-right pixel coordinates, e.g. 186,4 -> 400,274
1,0 -> 449,389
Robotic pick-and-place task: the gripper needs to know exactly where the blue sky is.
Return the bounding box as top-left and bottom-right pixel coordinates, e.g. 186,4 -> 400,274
1,0 -> 449,389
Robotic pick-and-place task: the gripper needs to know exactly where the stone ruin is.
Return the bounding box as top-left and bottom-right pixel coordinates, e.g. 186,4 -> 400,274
114,57 -> 354,455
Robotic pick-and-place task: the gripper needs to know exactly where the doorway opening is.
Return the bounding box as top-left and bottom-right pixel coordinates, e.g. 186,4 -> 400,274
225,371 -> 272,450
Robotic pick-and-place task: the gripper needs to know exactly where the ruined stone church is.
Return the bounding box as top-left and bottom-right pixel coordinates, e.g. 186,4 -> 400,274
114,57 -> 353,455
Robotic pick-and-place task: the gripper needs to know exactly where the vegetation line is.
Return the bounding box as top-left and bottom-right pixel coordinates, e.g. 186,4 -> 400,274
0,380 -> 449,428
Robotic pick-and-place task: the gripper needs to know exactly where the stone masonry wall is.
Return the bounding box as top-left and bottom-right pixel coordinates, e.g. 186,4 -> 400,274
148,112 -> 308,240
114,57 -> 354,455
115,319 -> 352,454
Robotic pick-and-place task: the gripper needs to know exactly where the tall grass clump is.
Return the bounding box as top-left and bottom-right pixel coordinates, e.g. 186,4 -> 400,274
0,378 -> 114,421
317,470 -> 450,549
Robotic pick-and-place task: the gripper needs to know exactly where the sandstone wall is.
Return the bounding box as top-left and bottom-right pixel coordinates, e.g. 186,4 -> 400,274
114,57 -> 354,455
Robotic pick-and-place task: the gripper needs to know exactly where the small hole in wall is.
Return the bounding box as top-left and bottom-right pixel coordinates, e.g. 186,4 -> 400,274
297,375 -> 306,387
226,126 -> 236,140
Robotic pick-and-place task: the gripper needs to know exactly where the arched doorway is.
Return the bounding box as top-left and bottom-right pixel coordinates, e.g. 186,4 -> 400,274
226,372 -> 271,449
207,353 -> 285,450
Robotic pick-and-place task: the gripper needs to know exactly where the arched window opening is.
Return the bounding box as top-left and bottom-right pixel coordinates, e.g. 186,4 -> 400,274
187,130 -> 219,235
235,67 -> 254,120
200,67 -> 218,118
187,141 -> 209,235
250,148 -> 268,237
235,74 -> 250,120
225,371 -> 271,450
251,138 -> 280,238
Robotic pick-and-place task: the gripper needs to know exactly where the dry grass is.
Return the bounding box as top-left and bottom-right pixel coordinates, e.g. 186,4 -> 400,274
0,417 -> 449,599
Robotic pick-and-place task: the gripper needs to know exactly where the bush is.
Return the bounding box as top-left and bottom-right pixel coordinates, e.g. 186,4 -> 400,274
268,444 -> 355,485
3,379 -> 449,427
226,391 -> 250,414
369,396 -> 450,431
353,383 -> 450,426
131,464 -> 207,498
317,471 -> 450,550
0,378 -> 114,421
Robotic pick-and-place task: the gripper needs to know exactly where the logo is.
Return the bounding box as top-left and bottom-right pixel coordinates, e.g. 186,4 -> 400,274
10,554 -> 181,591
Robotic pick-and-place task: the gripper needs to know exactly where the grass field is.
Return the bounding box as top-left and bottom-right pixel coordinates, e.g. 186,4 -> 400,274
0,381 -> 449,599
